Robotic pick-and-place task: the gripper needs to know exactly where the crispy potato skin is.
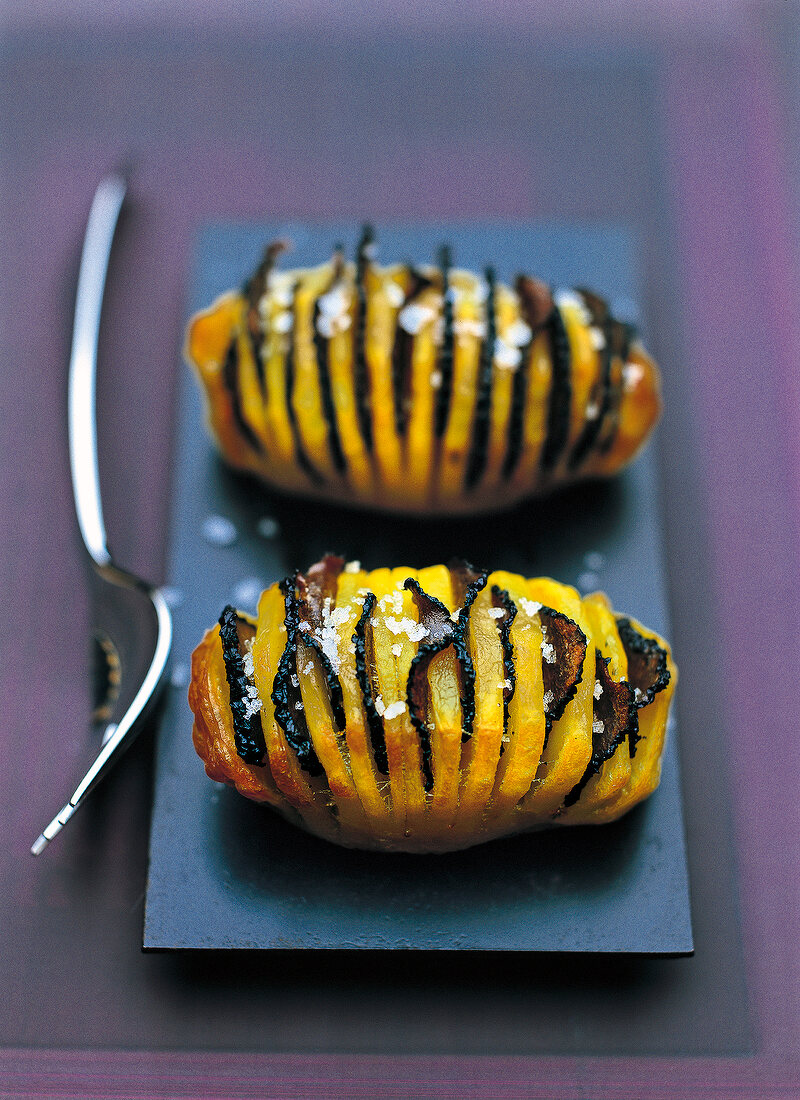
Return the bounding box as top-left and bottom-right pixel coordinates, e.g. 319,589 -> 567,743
189,565 -> 676,853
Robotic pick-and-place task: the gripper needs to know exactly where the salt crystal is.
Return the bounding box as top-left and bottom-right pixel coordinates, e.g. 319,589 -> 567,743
543,689 -> 555,709
391,643 -> 402,657
487,606 -> 505,619
201,514 -> 237,547
398,302 -> 435,335
429,370 -> 443,389
384,616 -> 428,642
584,401 -> 600,420
519,598 -> 542,617
554,289 -> 592,326
453,318 -> 486,340
291,674 -> 300,688
592,717 -> 605,735
541,641 -> 556,664
594,680 -> 603,700
374,694 -> 386,717
242,694 -> 263,719
272,282 -> 294,308
344,560 -> 361,573
294,701 -> 304,711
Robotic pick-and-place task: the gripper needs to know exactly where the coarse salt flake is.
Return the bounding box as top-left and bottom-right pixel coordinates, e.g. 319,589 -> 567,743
391,643 -> 403,657
504,318 -> 533,347
487,606 -> 505,619
429,370 -> 443,389
398,302 -> 436,335
384,616 -> 428,643
623,361 -> 646,387
592,717 -> 605,735
344,560 -> 361,573
318,284 -> 349,318
383,700 -> 407,721
493,338 -> 522,371
453,318 -> 487,340
384,280 -> 405,308
594,680 -> 604,700
272,310 -> 294,334
541,641 -> 557,664
519,598 -> 542,617
543,689 -> 555,709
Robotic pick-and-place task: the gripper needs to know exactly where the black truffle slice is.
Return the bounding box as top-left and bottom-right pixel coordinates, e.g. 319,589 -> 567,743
616,616 -> 671,754
312,252 -> 348,473
563,650 -> 635,806
596,319 -> 634,457
448,560 -> 489,741
352,592 -> 389,775
270,576 -> 323,776
354,224 -> 375,451
490,586 -> 518,736
243,238 -> 287,393
464,267 -> 497,490
540,303 -> 572,473
434,245 -> 455,439
539,605 -> 588,745
404,579 -> 459,791
218,604 -> 266,766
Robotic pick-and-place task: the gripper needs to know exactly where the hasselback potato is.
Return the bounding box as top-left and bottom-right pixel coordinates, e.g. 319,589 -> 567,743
189,556 -> 676,853
185,231 -> 662,514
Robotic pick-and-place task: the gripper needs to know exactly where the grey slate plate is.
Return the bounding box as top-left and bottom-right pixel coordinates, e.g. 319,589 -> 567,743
143,222 -> 692,953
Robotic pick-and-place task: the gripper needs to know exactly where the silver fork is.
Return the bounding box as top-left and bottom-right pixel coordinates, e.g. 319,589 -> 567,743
31,175 -> 173,855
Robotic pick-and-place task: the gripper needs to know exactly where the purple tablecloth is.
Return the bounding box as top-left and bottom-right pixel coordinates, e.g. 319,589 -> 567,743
2,2 -> 798,1096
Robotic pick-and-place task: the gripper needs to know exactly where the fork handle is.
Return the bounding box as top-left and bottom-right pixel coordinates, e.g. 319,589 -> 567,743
68,174 -> 127,569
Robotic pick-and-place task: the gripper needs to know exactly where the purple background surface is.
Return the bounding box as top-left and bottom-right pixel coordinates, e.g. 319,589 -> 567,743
1,2 -> 798,1097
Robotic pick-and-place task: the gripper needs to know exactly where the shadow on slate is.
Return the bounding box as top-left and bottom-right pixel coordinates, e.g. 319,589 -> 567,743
144,220 -> 692,954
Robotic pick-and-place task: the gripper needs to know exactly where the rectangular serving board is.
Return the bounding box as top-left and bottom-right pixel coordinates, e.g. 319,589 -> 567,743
144,221 -> 693,953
